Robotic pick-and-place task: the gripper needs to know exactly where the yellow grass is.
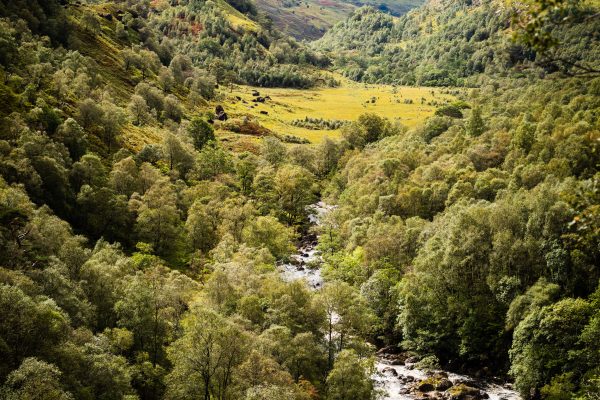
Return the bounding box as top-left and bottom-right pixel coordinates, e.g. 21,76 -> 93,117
216,0 -> 260,31
121,124 -> 164,153
220,81 -> 456,144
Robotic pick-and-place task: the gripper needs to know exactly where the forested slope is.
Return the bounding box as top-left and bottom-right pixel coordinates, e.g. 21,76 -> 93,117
0,0 -> 598,399
253,0 -> 424,40
315,0 -> 600,85
312,0 -> 600,396
0,1 -> 375,399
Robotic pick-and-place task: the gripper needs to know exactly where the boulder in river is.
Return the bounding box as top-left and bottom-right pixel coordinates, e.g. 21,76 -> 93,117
416,374 -> 453,393
436,378 -> 453,391
454,379 -> 484,389
447,384 -> 487,400
417,380 -> 436,392
382,367 -> 398,376
429,391 -> 450,400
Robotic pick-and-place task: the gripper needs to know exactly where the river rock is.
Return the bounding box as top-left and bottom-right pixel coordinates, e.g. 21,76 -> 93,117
389,351 -> 414,365
405,356 -> 420,364
382,367 -> 398,376
436,378 -> 453,391
431,391 -> 451,400
417,380 -> 436,392
416,374 -> 453,393
454,379 -> 484,389
447,384 -> 487,400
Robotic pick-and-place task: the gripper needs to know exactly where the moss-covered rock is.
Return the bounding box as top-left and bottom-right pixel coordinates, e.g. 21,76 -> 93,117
416,374 -> 453,393
447,384 -> 486,400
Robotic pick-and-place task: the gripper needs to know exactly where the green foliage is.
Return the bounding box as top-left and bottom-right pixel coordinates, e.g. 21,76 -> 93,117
326,350 -> 374,400
135,180 -> 183,257
509,297 -> 595,397
242,216 -> 296,260
0,284 -> 70,379
274,164 -> 317,224
0,1 -> 597,399
187,117 -> 215,151
1,358 -> 73,400
166,306 -> 250,400
316,1 -> 599,84
321,73 -> 600,384
415,355 -> 441,371
435,105 -> 463,119
466,107 -> 485,137
342,113 -> 401,149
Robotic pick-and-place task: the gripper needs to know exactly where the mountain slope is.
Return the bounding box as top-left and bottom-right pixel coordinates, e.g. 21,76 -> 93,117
254,0 -> 356,40
254,0 -> 425,40
315,0 -> 600,85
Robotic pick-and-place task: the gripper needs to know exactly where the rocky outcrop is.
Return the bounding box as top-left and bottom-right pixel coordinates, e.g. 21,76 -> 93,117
410,378 -> 489,400
416,373 -> 453,392
447,384 -> 489,400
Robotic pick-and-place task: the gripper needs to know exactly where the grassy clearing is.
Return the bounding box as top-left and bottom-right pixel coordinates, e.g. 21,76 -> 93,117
216,0 -> 260,31
219,80 -> 457,144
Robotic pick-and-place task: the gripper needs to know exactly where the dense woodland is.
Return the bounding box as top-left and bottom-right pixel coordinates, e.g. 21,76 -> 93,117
315,1 -> 600,86
0,0 -> 598,399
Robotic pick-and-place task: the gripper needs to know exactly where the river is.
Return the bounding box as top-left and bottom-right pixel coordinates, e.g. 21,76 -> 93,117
278,203 -> 522,400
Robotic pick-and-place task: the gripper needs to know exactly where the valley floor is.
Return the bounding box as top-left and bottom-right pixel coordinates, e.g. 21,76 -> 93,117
217,81 -> 457,143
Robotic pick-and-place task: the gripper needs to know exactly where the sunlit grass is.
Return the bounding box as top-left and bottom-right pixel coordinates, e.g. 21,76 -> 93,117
219,80 -> 456,143
216,0 -> 260,31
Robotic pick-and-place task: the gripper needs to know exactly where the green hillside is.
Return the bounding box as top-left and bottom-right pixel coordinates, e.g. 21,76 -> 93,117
315,0 -> 600,85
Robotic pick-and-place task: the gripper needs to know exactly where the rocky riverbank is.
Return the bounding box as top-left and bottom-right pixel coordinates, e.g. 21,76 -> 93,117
375,352 -> 520,400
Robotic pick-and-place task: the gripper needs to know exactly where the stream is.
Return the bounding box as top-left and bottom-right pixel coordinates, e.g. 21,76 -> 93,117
278,203 -> 522,400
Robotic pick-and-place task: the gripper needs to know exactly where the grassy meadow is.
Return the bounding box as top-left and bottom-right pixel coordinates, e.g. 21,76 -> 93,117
217,81 -> 457,144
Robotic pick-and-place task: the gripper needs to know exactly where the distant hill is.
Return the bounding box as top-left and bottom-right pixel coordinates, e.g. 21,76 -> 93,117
254,0 -> 425,40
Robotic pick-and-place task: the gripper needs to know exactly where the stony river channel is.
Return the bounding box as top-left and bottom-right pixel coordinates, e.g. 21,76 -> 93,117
278,203 -> 522,400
